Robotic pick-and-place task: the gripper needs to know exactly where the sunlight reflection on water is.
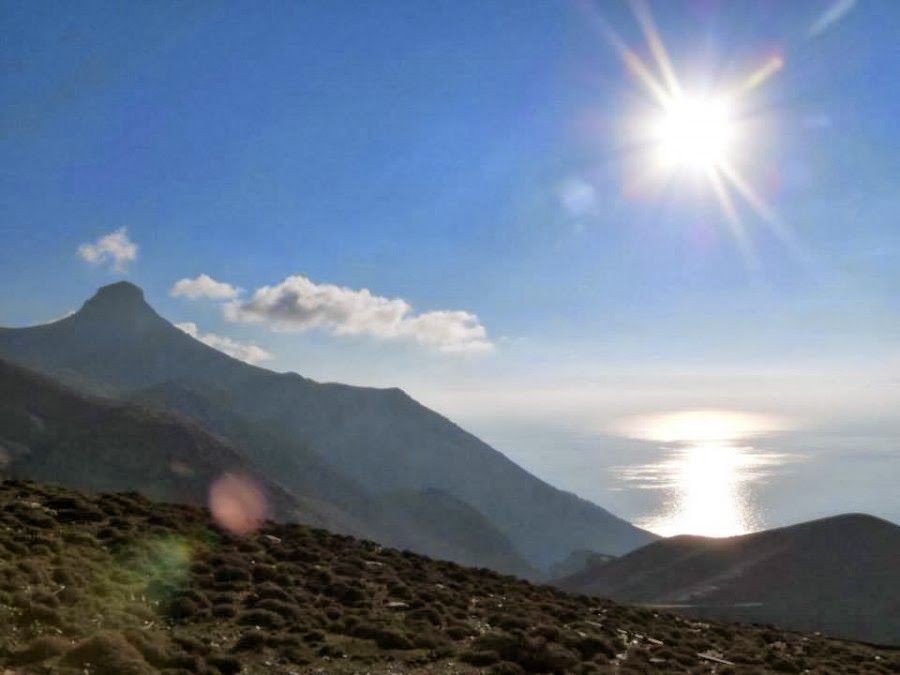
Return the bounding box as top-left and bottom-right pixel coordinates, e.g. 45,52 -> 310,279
613,409 -> 795,537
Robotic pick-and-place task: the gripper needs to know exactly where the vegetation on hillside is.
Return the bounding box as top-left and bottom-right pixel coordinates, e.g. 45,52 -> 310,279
1,479 -> 897,674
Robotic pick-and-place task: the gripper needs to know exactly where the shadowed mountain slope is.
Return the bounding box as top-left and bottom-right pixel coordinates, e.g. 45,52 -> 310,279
125,380 -> 374,522
128,381 -> 535,578
0,282 -> 656,569
558,514 -> 900,645
378,487 -> 534,575
0,358 -> 535,576
1,478 -> 898,674
0,358 -> 366,534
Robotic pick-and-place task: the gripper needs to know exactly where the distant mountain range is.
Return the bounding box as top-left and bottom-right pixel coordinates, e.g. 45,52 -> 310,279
557,514 -> 900,645
0,281 -> 656,575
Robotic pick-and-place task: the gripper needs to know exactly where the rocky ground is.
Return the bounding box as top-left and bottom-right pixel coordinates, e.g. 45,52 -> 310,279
0,479 -> 897,674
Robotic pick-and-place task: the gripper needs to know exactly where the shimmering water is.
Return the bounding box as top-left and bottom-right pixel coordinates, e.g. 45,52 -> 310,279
610,409 -> 794,536
467,409 -> 900,540
615,440 -> 789,537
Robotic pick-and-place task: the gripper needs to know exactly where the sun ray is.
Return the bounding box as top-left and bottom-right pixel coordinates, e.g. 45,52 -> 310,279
578,2 -> 672,107
630,0 -> 682,97
729,54 -> 785,98
623,50 -> 673,107
719,163 -> 799,246
716,162 -> 774,223
708,166 -> 759,270
718,162 -> 821,277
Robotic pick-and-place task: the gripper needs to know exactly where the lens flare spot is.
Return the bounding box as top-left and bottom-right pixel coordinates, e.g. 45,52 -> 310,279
209,474 -> 267,535
114,534 -> 195,608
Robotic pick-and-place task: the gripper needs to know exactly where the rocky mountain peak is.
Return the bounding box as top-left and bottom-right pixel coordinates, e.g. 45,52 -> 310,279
77,281 -> 153,319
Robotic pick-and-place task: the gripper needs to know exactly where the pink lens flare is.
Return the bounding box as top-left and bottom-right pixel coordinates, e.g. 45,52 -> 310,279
208,473 -> 268,535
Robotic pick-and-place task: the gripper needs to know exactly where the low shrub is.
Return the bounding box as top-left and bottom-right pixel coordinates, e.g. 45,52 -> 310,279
251,564 -> 277,582
167,596 -> 200,620
302,629 -> 325,643
411,627 -> 452,650
232,631 -> 268,652
254,597 -> 301,621
60,631 -> 156,675
213,565 -> 250,583
207,653 -> 243,674
461,649 -> 501,666
122,629 -> 173,668
238,608 -> 284,629
446,621 -> 474,640
406,606 -> 442,626
7,635 -> 70,665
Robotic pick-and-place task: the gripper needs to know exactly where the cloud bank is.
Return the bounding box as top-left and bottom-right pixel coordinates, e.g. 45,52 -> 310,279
170,274 -> 241,300
175,321 -> 273,364
77,227 -> 138,272
223,275 -> 494,354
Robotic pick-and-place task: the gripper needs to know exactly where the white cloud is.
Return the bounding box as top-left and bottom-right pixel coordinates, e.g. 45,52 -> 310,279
224,274 -> 494,354
170,274 -> 242,300
77,227 -> 138,272
175,322 -> 273,365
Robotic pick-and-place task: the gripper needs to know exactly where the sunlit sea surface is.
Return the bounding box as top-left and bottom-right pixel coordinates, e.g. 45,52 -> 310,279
470,410 -> 900,540
611,410 -> 794,537
613,440 -> 791,537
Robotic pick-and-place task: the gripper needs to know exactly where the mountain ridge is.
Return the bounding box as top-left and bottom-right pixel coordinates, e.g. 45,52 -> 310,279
0,282 -> 656,571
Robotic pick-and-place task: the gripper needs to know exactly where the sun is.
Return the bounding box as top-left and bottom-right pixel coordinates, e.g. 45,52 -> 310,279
654,95 -> 735,171
584,0 -> 802,267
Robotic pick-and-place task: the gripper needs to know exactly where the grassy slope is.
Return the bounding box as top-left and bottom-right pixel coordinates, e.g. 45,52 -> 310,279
0,479 -> 898,675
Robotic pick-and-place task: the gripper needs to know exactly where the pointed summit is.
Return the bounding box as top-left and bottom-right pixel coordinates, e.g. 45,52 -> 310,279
0,281 -> 222,393
77,281 -> 154,320
92,280 -> 144,301
83,280 -> 145,307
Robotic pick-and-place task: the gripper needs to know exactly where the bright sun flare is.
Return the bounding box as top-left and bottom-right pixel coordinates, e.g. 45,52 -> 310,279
588,0 -> 803,267
654,95 -> 735,170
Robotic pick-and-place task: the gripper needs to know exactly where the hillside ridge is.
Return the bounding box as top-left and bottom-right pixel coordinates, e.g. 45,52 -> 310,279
558,509 -> 900,645
0,282 -> 656,570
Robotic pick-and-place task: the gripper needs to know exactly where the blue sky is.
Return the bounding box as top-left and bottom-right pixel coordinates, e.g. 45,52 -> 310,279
2,1 -> 899,530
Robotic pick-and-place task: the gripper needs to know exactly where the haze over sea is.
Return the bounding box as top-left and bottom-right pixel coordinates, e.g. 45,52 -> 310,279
411,372 -> 900,538
474,422 -> 900,538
